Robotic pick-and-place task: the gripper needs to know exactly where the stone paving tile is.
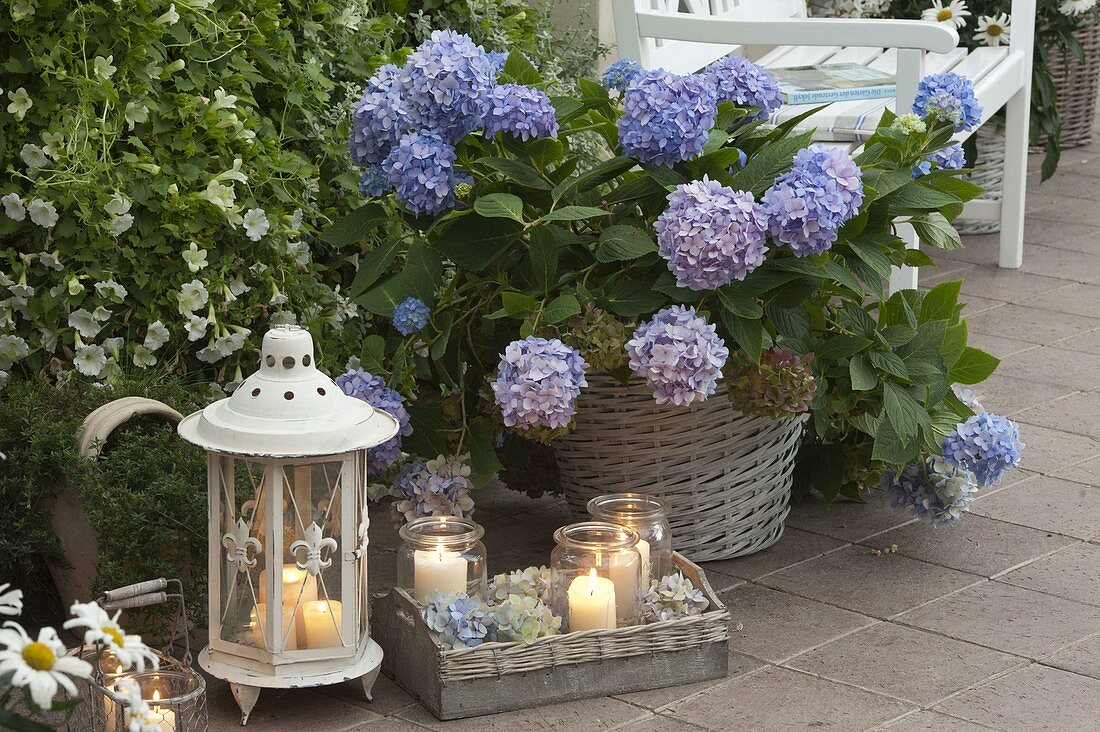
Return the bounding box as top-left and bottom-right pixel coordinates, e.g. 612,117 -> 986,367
934,664 -> 1100,731
959,266 -> 1079,302
862,514 -> 1076,578
786,623 -> 1019,706
721,583 -> 875,663
1054,327 -> 1100,356
759,545 -> 980,619
963,371 -> 1077,417
348,717 -> 434,732
1027,199 -> 1100,228
997,423 -> 1099,475
1024,216 -> 1099,247
1031,230 -> 1100,255
1019,244 -> 1100,285
1016,389 -> 1100,441
617,714 -> 710,731
956,294 -> 1005,315
966,303 -> 1098,346
995,345 -> 1100,390
1042,633 -> 1100,679
898,580 -> 1100,658
207,684 -> 382,731
613,652 -> 763,711
321,673 -> 417,717
665,666 -> 913,732
920,262 -> 977,287
1024,171 -> 1098,203
785,490 -> 914,543
969,474 -> 1100,540
1024,282 -> 1100,318
879,710 -> 994,731
1053,454 -> 1100,486
963,332 -> 1038,359
700,527 -> 848,580
998,543 -> 1100,606
395,696 -> 648,731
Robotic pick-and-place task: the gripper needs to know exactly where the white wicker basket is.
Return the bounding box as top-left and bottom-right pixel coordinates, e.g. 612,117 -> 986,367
956,126 -> 1005,236
554,376 -> 803,562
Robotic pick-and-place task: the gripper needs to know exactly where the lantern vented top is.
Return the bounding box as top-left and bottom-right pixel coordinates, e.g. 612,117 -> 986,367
178,326 -> 399,457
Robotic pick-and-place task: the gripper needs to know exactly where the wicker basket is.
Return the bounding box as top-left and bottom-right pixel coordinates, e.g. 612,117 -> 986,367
372,553 -> 730,720
956,126 -> 1005,236
553,376 -> 803,562
1044,13 -> 1100,149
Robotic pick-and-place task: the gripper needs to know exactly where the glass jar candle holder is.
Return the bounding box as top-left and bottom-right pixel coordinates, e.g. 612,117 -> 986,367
587,493 -> 673,585
102,668 -> 207,731
551,521 -> 642,632
397,516 -> 487,603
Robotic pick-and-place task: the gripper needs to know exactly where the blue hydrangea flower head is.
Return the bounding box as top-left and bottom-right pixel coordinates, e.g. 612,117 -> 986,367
359,165 -> 391,197
913,72 -> 983,132
913,143 -> 967,178
484,84 -> 559,141
702,56 -> 782,120
492,337 -> 589,432
486,51 -> 508,76
390,454 -> 475,526
392,297 -> 430,336
349,64 -> 410,168
617,69 -> 718,166
382,132 -> 458,215
335,369 -> 413,474
942,412 -> 1024,487
422,592 -> 496,649
626,306 -> 729,406
884,455 -> 978,527
601,58 -> 644,93
398,30 -> 496,141
655,177 -> 769,290
761,146 -> 864,256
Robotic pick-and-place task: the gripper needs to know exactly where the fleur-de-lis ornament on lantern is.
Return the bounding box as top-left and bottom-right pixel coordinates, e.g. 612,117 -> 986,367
223,518 -> 261,573
357,504 -> 370,554
290,522 -> 338,576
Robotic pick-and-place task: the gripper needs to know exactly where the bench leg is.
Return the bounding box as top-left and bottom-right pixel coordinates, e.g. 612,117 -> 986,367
889,222 -> 920,293
998,87 -> 1028,269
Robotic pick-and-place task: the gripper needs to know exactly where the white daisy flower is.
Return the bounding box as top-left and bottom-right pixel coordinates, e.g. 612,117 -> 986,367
208,87 -> 238,112
93,55 -> 117,80
132,344 -> 157,368
156,3 -> 180,24
0,583 -> 23,616
200,180 -> 236,211
7,87 -> 33,120
922,0 -> 970,28
182,242 -> 208,273
0,623 -> 91,710
108,214 -> 135,237
124,101 -> 149,131
184,314 -> 209,341
104,194 -> 131,217
27,198 -> 58,228
95,279 -> 128,301
144,320 -> 169,351
242,208 -> 269,241
11,0 -> 36,21
68,308 -> 104,339
975,14 -> 1011,46
41,131 -> 63,159
0,334 -> 30,368
2,193 -> 26,221
38,251 -> 62,271
1060,0 -> 1096,15
73,344 -> 107,376
20,143 -> 49,169
64,602 -> 160,673
176,280 -> 209,314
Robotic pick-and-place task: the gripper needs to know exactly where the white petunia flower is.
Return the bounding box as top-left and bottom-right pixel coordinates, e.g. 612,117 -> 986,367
156,3 -> 180,24
102,337 -> 124,356
95,279 -> 128,302
39,251 -> 63,271
242,208 -> 269,241
2,193 -> 26,221
41,131 -> 64,159
200,180 -> 236,211
100,357 -> 121,382
184,314 -> 209,341
0,583 -> 23,616
132,344 -> 157,367
93,55 -> 117,79
73,344 -> 107,376
68,308 -> 104,339
104,194 -> 131,217
0,334 -> 30,368
92,306 -> 112,323
182,242 -> 208,272
288,208 -> 304,232
67,277 -> 84,296
228,275 -> 250,297
124,101 -> 149,131
208,87 -> 238,112
922,0 -> 970,28
177,280 -> 209,314
0,623 -> 91,710
27,199 -> 58,228
144,320 -> 169,351
11,0 -> 36,21
39,328 -> 59,352
108,214 -> 135,237
0,369 -> 7,388
7,87 -> 33,120
1060,0 -> 1096,15
20,144 -> 49,169
269,310 -> 297,326
975,13 -> 1011,46
63,602 -> 159,673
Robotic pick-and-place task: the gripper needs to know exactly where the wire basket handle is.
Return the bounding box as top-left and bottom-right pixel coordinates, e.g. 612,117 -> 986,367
98,578 -> 193,668
100,578 -> 168,604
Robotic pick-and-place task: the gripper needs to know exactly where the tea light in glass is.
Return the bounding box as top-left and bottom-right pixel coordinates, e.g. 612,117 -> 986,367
551,521 -> 642,630
587,493 -> 673,584
397,516 -> 487,603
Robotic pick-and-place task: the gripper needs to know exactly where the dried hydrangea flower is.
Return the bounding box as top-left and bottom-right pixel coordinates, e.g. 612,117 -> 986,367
390,454 -> 474,526
560,305 -> 634,374
487,566 -> 553,605
725,347 -> 816,419
491,593 -> 561,643
421,592 -> 495,649
641,572 -> 710,622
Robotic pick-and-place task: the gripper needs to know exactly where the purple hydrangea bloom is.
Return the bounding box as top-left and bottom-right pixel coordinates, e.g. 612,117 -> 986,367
617,69 -> 718,166
398,30 -> 496,142
884,456 -> 978,527
349,64 -> 409,168
391,454 -> 475,526
761,147 -> 864,257
335,369 -> 413,474
654,177 -> 769,290
601,58 -> 644,93
382,132 -> 458,215
486,51 -> 508,76
626,306 -> 729,406
913,143 -> 967,178
392,296 -> 430,336
422,592 -> 495,649
492,337 -> 589,431
942,413 -> 1024,487
913,72 -> 983,133
359,165 -> 391,197
702,56 -> 782,120
484,84 -> 559,141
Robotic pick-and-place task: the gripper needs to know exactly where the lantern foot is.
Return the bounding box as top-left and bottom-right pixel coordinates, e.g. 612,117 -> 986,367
230,682 -> 262,726
358,665 -> 382,702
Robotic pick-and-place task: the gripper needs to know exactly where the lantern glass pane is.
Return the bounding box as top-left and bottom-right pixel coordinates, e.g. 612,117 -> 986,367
217,458 -> 269,650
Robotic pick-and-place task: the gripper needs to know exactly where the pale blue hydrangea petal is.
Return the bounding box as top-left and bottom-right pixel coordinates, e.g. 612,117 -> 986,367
392,297 -> 430,335
484,84 -> 559,141
913,72 -> 983,133
884,456 -> 978,527
702,56 -> 781,120
601,58 -> 644,93
398,30 -> 496,142
942,412 -> 1024,487
382,132 -> 458,215
335,369 -> 413,474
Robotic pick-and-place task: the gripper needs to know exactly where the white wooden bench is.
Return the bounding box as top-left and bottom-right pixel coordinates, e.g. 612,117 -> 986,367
610,0 -> 1035,291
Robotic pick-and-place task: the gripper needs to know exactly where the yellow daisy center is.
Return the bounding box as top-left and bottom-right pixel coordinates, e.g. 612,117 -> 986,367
22,642 -> 56,671
103,626 -> 125,647
987,25 -> 1003,36
937,9 -> 953,21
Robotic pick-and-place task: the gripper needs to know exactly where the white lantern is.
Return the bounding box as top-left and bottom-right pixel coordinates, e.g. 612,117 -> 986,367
178,326 -> 399,725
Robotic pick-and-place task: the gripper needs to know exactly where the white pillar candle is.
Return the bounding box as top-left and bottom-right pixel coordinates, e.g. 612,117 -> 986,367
412,547 -> 468,602
606,550 -> 642,621
102,657 -> 126,732
258,564 -> 318,608
636,539 -> 651,584
302,600 -> 344,648
567,570 -> 616,631
146,689 -> 176,731
250,603 -> 299,650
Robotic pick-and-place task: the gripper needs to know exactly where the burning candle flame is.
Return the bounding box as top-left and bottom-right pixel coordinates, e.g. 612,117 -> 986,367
586,568 -> 598,595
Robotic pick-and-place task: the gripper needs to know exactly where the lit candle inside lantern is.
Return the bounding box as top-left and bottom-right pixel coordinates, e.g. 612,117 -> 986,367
147,688 -> 177,731
412,545 -> 468,603
606,549 -> 642,620
249,603 -> 299,650
302,600 -> 343,648
258,564 -> 318,608
567,569 -> 616,631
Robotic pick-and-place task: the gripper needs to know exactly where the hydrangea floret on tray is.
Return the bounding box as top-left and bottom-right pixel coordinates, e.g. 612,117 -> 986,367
640,572 -> 710,622
421,584 -> 562,650
333,28 -> 1004,510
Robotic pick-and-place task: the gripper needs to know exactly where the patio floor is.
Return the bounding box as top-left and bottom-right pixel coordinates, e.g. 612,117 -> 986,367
205,143 -> 1100,730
